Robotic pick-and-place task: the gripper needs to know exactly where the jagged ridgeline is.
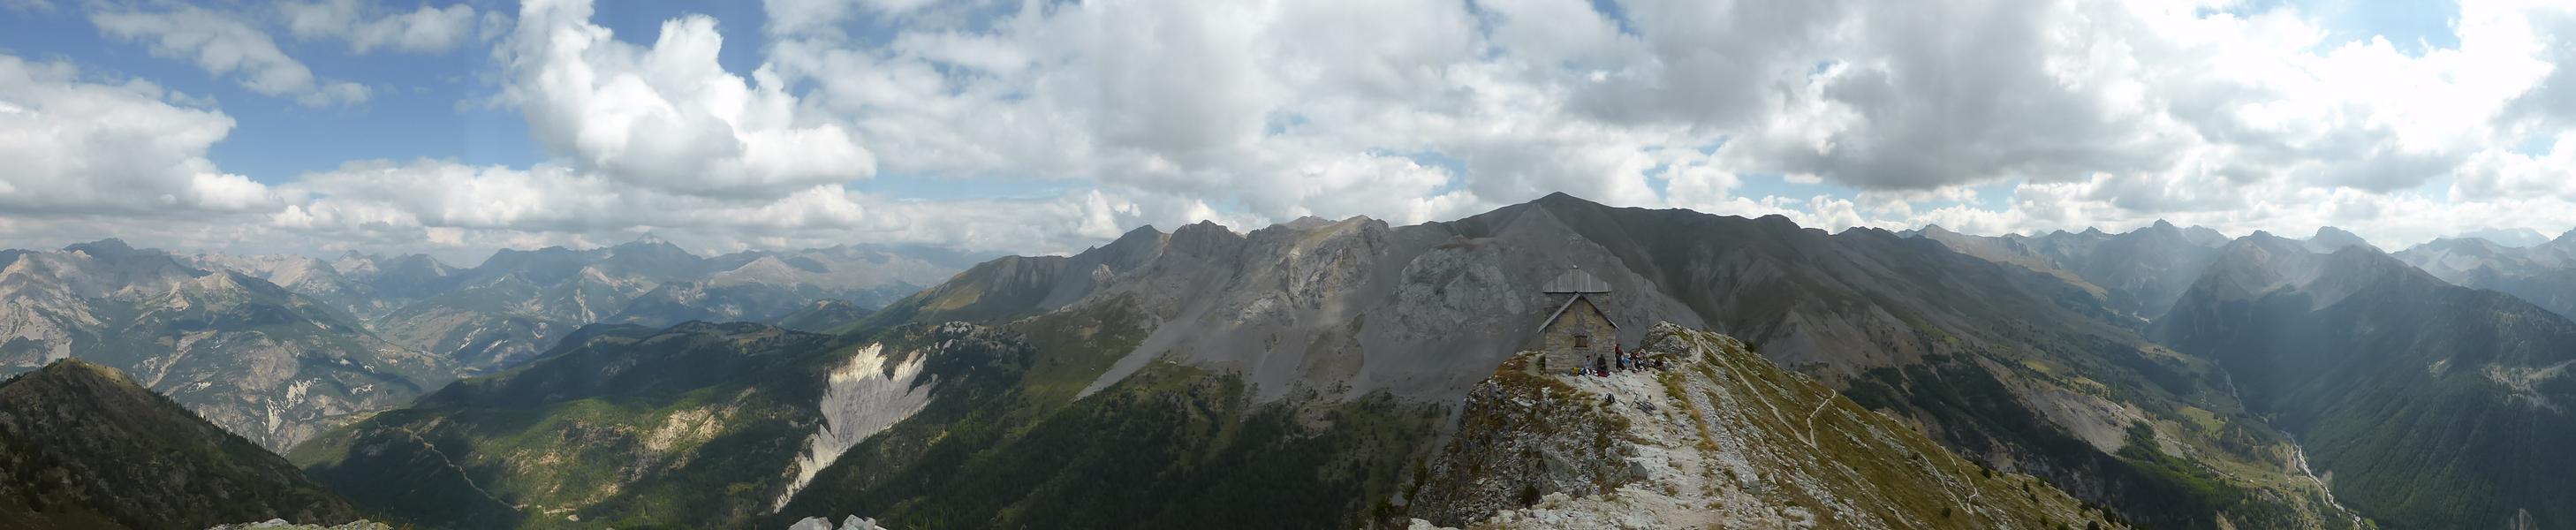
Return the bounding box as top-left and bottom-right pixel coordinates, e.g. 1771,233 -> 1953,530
0,360 -> 362,530
298,193 -> 2359,528
813,193 -> 2353,528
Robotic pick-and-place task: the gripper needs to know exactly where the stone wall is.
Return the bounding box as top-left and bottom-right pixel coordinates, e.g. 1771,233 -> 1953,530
1540,296 -> 1615,371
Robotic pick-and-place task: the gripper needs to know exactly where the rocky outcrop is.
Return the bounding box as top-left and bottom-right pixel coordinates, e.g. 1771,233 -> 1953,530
787,515 -> 892,530
774,341 -> 937,510
1411,323 -> 2119,529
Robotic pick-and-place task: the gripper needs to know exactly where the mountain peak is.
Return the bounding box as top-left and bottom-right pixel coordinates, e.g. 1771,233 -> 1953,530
34,357 -> 131,386
64,238 -> 136,257
2306,226 -> 2375,253
1282,216 -> 1336,231
1529,191 -> 1604,210
612,234 -> 697,259
1094,224 -> 1168,254
2152,219 -> 2177,230
2181,225 -> 2231,246
1166,220 -> 1245,256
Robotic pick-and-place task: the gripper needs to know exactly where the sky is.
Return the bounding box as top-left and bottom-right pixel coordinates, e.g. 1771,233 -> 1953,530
4,0 -> 2576,265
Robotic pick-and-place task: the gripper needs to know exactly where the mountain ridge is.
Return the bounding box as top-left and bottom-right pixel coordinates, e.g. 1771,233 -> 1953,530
0,359 -> 364,530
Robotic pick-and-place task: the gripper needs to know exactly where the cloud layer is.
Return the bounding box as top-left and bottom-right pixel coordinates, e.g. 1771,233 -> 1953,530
10,0 -> 2576,261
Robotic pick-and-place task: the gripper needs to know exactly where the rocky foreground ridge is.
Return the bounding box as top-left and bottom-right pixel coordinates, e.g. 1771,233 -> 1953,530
1408,323 -> 2122,529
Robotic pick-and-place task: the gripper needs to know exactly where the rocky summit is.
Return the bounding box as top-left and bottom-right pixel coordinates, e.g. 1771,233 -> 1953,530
1409,323 -> 2117,529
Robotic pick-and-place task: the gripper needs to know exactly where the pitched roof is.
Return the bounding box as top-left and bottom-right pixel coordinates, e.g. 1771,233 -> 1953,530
1540,293 -> 1617,331
1542,268 -> 1611,293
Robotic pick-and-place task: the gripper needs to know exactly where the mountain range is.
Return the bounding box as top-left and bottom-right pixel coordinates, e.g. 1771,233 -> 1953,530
0,237 -> 976,451
2156,234 -> 2576,528
5,193 -> 2574,528
2390,231 -> 2576,321
288,193 -> 2357,528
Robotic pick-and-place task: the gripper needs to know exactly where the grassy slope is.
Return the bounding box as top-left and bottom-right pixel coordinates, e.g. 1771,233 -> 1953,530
291,322 -> 852,529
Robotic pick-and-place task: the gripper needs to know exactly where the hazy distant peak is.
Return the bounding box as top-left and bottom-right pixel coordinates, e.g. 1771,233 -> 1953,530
2306,226 -> 2375,253
64,238 -> 136,257
2151,219 -> 2177,230
2449,228 -> 2550,247
2180,225 -> 2231,247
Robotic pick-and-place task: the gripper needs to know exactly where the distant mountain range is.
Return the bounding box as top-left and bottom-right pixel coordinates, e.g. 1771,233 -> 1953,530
215,237 -> 981,375
0,239 -> 450,450
2156,234 -> 2576,528
2390,231 -> 2576,321
1916,222 -> 2576,528
0,237 -> 978,450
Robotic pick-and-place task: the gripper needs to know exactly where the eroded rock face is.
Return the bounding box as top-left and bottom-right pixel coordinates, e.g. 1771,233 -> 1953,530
1411,324 -> 2119,530
774,342 -> 937,510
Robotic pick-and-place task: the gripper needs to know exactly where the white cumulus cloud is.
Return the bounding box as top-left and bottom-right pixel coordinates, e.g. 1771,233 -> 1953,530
501,0 -> 875,198
90,4 -> 367,106
0,54 -> 282,214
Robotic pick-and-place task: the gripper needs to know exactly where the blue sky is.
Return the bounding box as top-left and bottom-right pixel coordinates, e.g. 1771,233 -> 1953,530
0,0 -> 769,183
3,0 -> 2572,261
